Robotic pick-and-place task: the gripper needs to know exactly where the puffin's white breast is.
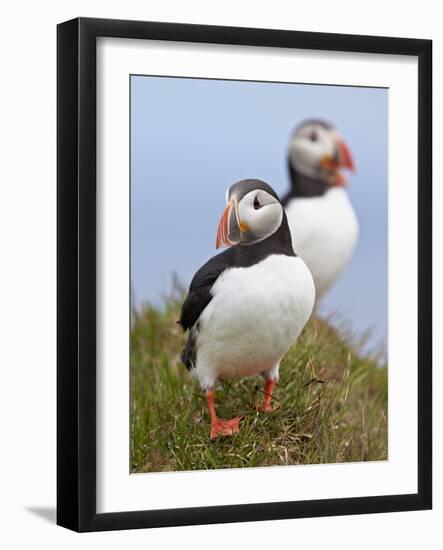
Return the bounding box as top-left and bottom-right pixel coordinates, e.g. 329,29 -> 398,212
286,188 -> 358,298
194,255 -> 315,388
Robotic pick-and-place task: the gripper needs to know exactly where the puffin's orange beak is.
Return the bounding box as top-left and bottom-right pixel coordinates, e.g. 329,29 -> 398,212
320,137 -> 355,187
337,138 -> 355,172
216,200 -> 235,249
216,199 -> 245,249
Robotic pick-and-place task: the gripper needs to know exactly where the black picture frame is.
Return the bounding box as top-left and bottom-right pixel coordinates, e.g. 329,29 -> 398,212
57,17 -> 432,532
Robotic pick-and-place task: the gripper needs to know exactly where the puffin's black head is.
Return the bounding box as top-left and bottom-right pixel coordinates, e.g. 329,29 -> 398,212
288,119 -> 355,187
216,179 -> 284,249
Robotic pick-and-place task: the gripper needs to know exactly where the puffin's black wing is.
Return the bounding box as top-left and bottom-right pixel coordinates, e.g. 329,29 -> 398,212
179,251 -> 233,371
179,251 -> 232,331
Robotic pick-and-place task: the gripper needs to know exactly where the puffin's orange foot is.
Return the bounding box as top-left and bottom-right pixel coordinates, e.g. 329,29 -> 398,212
210,416 -> 241,439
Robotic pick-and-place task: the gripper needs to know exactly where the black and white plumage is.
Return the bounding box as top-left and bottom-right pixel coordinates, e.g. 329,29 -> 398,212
282,120 -> 358,299
179,179 -> 315,438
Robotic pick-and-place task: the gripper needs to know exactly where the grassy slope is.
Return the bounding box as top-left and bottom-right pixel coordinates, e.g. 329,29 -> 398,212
131,297 -> 387,473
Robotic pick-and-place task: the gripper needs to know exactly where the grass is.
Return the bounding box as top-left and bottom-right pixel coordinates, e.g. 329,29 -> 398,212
130,289 -> 387,473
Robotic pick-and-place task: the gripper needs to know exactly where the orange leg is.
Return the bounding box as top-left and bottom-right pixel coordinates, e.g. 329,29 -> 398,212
206,389 -> 241,439
262,379 -> 277,412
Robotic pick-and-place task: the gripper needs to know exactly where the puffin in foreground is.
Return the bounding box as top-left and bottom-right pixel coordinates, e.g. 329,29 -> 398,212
179,179 -> 315,438
282,120 -> 358,299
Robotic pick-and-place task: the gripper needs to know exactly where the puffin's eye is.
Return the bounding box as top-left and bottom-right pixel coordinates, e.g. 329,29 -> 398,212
253,196 -> 262,210
309,129 -> 318,142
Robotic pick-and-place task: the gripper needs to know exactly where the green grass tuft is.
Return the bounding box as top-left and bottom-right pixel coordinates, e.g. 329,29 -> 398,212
131,296 -> 387,473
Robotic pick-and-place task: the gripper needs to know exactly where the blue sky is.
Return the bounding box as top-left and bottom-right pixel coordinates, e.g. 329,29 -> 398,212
131,75 -> 387,354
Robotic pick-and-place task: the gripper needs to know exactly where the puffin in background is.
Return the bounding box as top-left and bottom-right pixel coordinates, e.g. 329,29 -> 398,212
179,179 -> 315,438
282,120 -> 358,299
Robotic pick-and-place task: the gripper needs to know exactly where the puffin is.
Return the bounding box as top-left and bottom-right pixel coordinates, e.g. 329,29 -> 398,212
282,120 -> 358,299
179,179 -> 315,438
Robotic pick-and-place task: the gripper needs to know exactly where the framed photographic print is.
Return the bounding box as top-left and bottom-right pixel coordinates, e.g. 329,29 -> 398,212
57,17 -> 432,532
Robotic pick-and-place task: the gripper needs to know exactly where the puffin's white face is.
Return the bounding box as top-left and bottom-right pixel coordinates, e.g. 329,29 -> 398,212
216,187 -> 283,248
237,190 -> 283,244
289,122 -> 355,186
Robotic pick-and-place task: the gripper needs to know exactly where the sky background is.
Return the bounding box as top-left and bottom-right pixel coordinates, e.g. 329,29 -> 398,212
131,75 -> 387,355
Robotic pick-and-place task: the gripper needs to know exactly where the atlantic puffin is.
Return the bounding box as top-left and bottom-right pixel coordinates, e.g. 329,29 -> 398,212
179,179 -> 315,438
282,120 -> 358,299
